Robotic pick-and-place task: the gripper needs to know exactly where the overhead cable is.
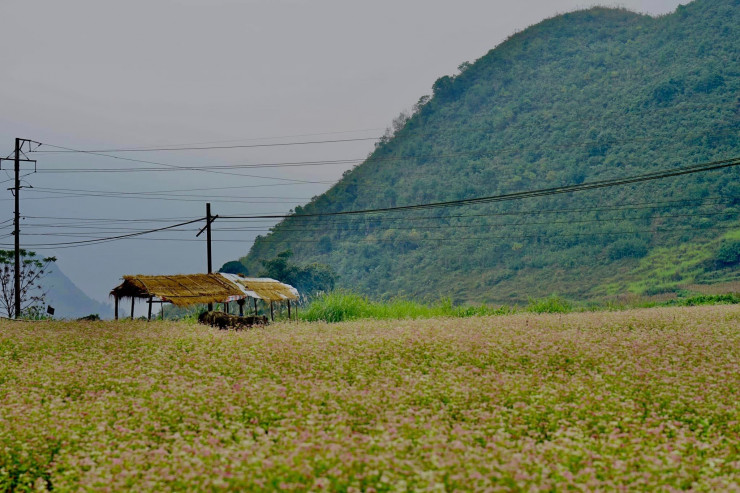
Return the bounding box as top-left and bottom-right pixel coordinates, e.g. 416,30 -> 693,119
221,156 -> 740,219
31,142 -> 334,184
32,137 -> 380,153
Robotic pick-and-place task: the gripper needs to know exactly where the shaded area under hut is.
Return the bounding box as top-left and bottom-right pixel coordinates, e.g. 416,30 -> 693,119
110,273 -> 299,321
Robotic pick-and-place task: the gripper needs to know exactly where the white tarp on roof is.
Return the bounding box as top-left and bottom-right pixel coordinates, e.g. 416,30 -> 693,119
218,274 -> 299,302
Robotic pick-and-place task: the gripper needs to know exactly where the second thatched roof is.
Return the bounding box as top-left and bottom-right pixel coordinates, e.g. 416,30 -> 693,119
221,274 -> 299,301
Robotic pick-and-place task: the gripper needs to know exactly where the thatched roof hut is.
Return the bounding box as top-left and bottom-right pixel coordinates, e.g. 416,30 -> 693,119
111,273 -> 244,306
110,273 -> 300,320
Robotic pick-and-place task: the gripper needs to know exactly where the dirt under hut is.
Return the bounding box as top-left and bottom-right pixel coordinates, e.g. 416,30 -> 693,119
110,273 -> 300,321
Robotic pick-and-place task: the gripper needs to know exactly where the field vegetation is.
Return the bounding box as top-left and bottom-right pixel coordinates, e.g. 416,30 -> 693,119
1,305 -> 739,490
295,290 -> 739,323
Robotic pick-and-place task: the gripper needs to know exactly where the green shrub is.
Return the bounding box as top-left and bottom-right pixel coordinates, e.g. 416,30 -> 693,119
664,293 -> 740,307
526,295 -> 572,313
298,292 -> 373,322
219,260 -> 249,275
607,238 -> 649,260
716,240 -> 740,266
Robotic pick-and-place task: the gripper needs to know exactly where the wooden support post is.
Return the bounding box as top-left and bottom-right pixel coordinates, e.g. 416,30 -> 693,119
147,297 -> 153,321
114,296 -> 119,320
238,299 -> 245,317
270,301 -> 274,322
130,297 -> 135,320
253,298 -> 258,315
287,300 -> 291,320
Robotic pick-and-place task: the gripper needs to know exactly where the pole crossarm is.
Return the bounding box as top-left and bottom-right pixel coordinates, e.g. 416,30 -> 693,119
196,214 -> 219,238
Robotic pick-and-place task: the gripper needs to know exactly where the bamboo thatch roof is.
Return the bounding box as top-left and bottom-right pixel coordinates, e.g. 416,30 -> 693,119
221,274 -> 299,302
110,274 -> 245,306
110,273 -> 300,306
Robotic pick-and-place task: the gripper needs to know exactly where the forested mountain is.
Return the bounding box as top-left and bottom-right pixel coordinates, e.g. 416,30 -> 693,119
236,0 -> 740,304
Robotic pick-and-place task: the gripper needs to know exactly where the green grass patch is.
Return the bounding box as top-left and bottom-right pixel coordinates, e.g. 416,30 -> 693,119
648,293 -> 740,308
297,291 -> 513,322
297,290 -> 740,323
627,228 -> 740,295
526,295 -> 572,314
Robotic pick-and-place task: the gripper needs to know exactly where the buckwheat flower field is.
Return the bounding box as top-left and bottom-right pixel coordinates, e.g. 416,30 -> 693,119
1,306 -> 739,491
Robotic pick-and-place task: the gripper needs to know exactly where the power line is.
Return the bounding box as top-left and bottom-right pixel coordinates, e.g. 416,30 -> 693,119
7,152 -> 738,251
31,142 -> 335,184
12,190 -> 310,205
221,157 -> 740,220
31,127 -> 738,174
31,185 -> 314,198
12,194 -> 735,254
17,197 -> 733,229
18,209 -> 735,237
21,215 -> 197,223
217,196 -> 735,225
33,137 -> 380,153
210,211 -> 737,233
236,224 -> 740,245
6,217 -> 205,248
29,103 -> 735,155
7,224 -> 737,251
49,127 -> 385,151
22,224 -> 202,233
34,156 -> 363,173
11,196 -> 737,248
31,209 -> 726,236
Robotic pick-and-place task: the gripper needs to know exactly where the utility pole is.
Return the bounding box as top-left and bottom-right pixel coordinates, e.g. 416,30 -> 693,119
1,139 -> 37,319
196,203 -> 218,311
206,203 -> 213,275
206,203 -> 213,312
14,138 -> 20,318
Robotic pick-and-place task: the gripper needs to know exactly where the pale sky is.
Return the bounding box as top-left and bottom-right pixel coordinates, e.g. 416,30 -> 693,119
0,0 -> 685,305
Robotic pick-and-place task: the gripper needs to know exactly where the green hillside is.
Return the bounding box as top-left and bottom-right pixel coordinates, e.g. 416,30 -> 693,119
237,0 -> 740,304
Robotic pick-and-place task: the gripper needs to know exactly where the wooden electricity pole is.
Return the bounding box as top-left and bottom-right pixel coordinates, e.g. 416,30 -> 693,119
13,138 -> 20,318
196,203 -> 218,311
0,139 -> 37,319
206,203 -> 213,311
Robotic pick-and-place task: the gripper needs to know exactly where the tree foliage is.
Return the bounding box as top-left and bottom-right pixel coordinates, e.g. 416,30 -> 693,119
716,240 -> 740,266
258,251 -> 336,299
219,260 -> 249,275
0,250 -> 56,318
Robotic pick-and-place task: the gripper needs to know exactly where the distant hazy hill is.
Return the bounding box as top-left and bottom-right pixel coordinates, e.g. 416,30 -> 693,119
237,0 -> 740,304
44,265 -> 113,319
